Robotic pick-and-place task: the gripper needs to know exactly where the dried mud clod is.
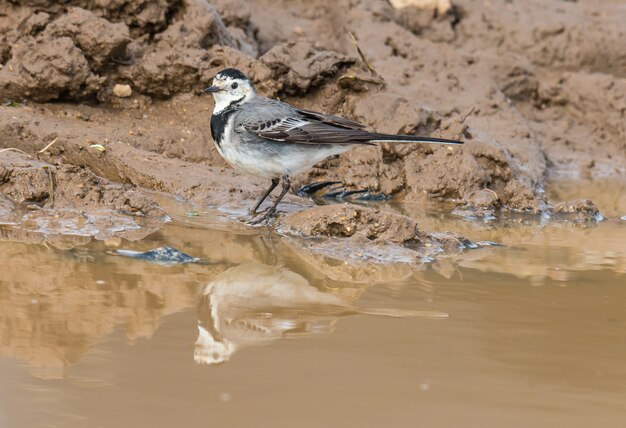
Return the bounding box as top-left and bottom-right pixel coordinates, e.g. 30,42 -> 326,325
278,204 -> 469,261
260,41 -> 357,96
42,7 -> 131,71
550,199 -> 604,223
1,36 -> 101,102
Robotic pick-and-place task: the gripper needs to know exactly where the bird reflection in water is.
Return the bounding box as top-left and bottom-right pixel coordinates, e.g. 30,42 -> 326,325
194,263 -> 447,365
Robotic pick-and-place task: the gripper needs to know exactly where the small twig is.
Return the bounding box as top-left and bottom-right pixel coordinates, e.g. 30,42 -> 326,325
43,166 -> 54,207
38,137 -> 58,154
348,32 -> 383,81
484,188 -> 499,199
0,147 -> 28,155
111,57 -> 134,66
461,107 -> 476,123
337,74 -> 385,86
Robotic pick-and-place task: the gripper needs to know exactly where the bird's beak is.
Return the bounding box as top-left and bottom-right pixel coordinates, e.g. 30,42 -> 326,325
203,85 -> 222,93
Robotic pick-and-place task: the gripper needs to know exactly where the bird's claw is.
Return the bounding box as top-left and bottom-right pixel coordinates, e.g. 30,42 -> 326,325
247,206 -> 265,215
245,209 -> 277,226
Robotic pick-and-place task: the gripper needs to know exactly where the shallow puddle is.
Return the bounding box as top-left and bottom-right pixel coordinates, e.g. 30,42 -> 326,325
1,180 -> 625,427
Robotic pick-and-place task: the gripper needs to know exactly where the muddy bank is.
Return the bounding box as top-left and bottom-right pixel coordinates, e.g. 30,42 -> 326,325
0,149 -> 166,248
1,0 -> 624,256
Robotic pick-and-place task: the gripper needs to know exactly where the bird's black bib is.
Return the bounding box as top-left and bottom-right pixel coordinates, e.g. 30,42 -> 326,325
210,97 -> 245,147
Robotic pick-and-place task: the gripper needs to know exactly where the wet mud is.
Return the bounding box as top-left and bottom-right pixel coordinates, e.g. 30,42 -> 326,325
0,196 -> 624,427
1,0 -> 625,259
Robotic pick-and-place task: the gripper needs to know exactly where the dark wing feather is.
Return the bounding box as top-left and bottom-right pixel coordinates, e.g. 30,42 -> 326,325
296,108 -> 366,129
237,97 -> 463,146
242,115 -> 376,146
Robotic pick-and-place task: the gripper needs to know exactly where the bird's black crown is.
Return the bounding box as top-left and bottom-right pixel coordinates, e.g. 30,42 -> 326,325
216,68 -> 249,81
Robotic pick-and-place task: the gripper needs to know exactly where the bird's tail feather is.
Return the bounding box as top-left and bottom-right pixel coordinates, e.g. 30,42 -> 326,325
358,308 -> 449,319
369,133 -> 463,145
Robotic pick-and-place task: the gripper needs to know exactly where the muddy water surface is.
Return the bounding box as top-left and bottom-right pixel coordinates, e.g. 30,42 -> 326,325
1,181 -> 625,428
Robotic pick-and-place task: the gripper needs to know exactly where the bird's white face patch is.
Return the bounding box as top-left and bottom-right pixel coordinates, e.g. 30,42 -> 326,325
210,74 -> 255,114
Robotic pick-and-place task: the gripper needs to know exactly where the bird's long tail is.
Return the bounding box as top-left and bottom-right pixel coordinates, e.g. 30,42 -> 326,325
368,133 -> 463,145
358,308 -> 449,319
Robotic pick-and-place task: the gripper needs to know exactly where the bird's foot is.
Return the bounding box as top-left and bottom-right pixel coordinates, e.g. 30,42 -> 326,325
297,181 -> 389,202
245,208 -> 277,226
296,181 -> 342,197
237,207 -> 266,222
247,205 -> 265,215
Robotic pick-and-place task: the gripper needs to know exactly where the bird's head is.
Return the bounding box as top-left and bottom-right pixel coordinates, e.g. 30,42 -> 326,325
203,68 -> 256,113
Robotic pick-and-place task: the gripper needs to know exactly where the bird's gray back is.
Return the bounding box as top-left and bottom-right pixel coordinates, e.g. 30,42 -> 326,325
234,95 -> 299,130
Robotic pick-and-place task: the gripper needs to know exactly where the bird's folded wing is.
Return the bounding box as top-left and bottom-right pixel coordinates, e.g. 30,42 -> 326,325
239,116 -> 375,145
295,109 -> 366,129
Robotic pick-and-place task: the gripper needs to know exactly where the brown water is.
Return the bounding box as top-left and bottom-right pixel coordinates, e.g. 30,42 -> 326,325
1,180 -> 625,428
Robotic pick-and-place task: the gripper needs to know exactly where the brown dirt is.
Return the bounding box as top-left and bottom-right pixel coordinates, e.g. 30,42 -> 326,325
0,150 -> 165,248
1,0 -> 624,255
280,204 -> 466,250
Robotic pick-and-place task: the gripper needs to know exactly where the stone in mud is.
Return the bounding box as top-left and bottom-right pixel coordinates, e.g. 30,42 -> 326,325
389,0 -> 452,15
112,246 -> 201,264
113,84 -> 132,98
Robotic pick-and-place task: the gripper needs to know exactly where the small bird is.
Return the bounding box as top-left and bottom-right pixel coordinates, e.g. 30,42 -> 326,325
204,68 -> 462,223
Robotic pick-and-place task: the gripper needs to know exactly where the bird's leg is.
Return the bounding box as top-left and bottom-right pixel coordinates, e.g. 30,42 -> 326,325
266,175 -> 291,218
248,175 -> 291,224
249,178 -> 279,214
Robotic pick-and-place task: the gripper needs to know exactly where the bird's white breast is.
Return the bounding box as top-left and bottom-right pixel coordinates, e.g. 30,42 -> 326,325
215,115 -> 353,179
214,115 -> 270,176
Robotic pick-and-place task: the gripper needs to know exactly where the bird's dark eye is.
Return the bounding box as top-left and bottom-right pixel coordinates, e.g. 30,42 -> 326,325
231,82 -> 238,89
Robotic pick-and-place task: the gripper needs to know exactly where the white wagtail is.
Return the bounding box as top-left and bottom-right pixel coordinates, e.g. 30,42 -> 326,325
204,68 -> 463,223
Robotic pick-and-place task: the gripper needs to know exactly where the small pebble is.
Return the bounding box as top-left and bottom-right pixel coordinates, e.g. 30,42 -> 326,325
113,84 -> 132,98
620,215 -> 626,221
